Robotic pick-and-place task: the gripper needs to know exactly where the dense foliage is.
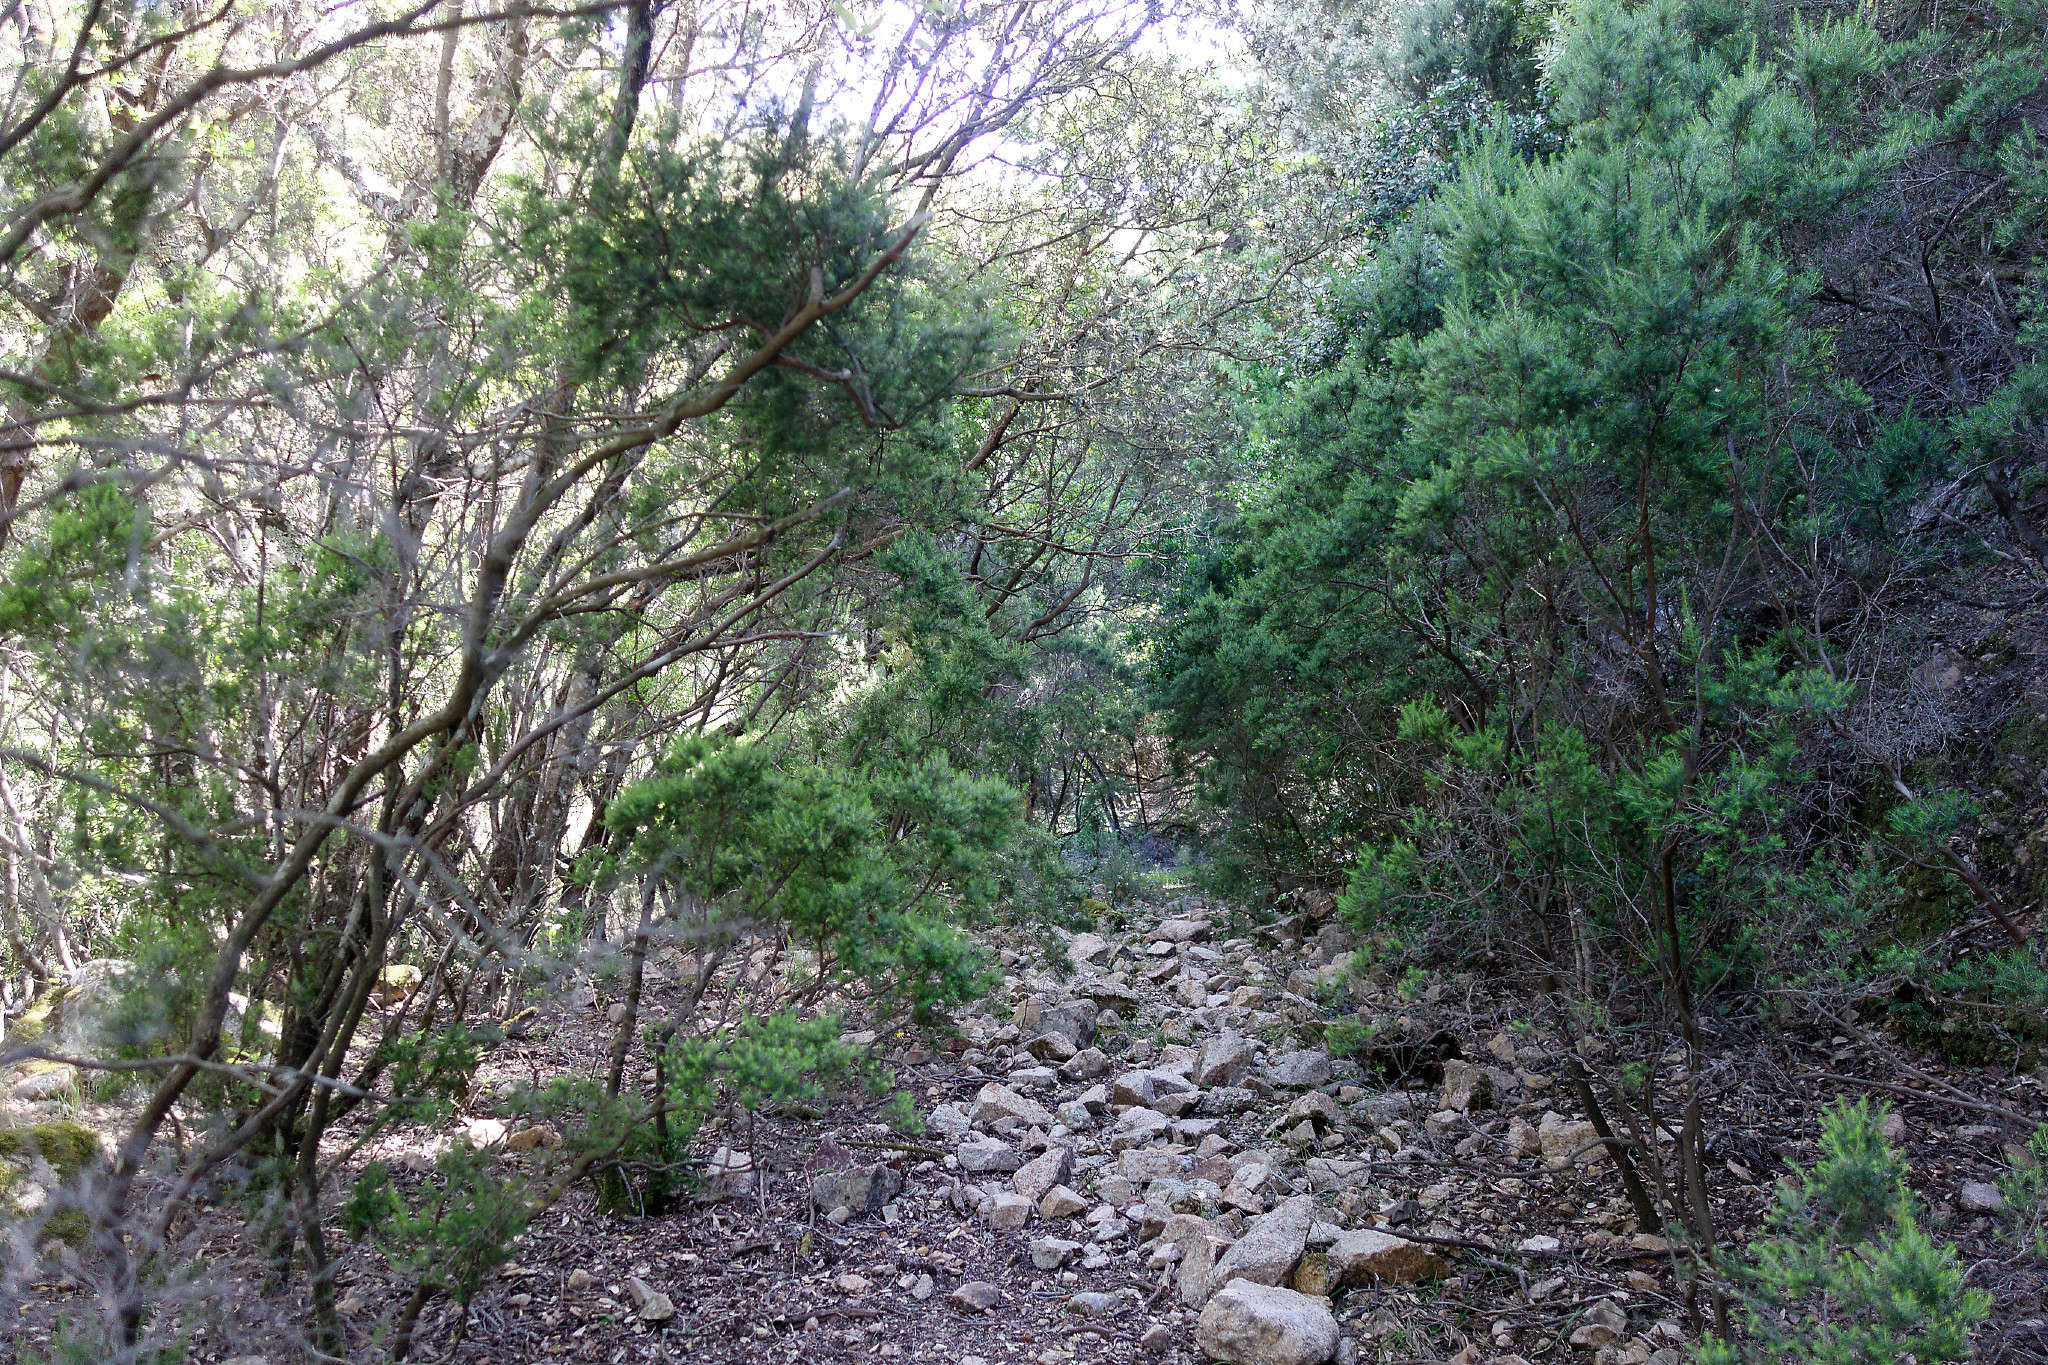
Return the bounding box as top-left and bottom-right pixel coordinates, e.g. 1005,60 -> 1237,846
0,0 -> 2040,1356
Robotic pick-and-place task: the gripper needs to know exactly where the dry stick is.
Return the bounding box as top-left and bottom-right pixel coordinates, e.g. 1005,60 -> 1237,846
1798,1071 -> 2040,1128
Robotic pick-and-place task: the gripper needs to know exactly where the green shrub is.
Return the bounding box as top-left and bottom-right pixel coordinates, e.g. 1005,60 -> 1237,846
1997,1126 -> 2048,1257
1700,1099 -> 1988,1364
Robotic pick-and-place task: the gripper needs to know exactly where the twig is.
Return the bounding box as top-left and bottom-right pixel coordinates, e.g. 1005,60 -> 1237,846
1798,1071 -> 2039,1128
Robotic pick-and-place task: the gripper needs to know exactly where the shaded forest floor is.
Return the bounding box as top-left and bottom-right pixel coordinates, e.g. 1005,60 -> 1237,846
8,889 -> 2047,1365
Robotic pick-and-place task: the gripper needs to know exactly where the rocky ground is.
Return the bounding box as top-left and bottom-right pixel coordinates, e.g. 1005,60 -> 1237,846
6,890 -> 2046,1364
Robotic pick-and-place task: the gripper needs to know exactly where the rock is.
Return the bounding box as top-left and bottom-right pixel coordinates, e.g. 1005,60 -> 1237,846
1265,1050 -> 1331,1090
911,1273 -> 935,1300
1282,1091 -> 1341,1133
1114,1068 -> 1199,1108
1570,1299 -> 1627,1349
1031,1236 -> 1084,1269
1111,1107 -> 1174,1149
1539,1111 -> 1605,1168
1040,1183 -> 1089,1218
1157,918 -> 1212,943
1076,980 -> 1143,1012
1960,1180 -> 2006,1213
974,1082 -> 1054,1128
1290,1251 -> 1331,1297
1025,998 -> 1101,1047
1208,1194 -> 1315,1297
1026,1031 -> 1079,1062
505,1124 -> 561,1152
1879,1110 -> 1908,1144
811,1163 -> 903,1216
10,1067 -> 78,1102
1139,1323 -> 1175,1354
1519,1234 -> 1562,1253
1507,1116 -> 1541,1157
626,1276 -> 675,1323
1196,1034 -> 1261,1087
1068,932 -> 1110,962
1196,1281 -> 1340,1365
1327,1230 -> 1448,1286
703,1145 -> 755,1198
1439,1058 -> 1494,1112
1488,1032 -> 1519,1064
567,1268 -> 595,1292
958,1136 -> 1027,1173
1061,1046 -> 1112,1080
1201,1086 -> 1259,1116
952,1281 -> 1004,1312
1014,1147 -> 1076,1202
834,1273 -> 873,1294
1067,1288 -> 1143,1316
987,1190 -> 1034,1228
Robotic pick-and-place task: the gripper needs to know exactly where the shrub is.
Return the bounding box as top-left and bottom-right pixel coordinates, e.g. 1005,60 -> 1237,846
1700,1099 -> 1988,1364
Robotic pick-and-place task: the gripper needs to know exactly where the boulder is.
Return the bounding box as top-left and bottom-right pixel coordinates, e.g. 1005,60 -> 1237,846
1439,1058 -> 1494,1112
1265,1050 -> 1331,1090
1114,1068 -> 1199,1109
1960,1180 -> 2006,1213
973,1082 -> 1054,1128
1196,1281 -> 1340,1365
1014,1146 -> 1075,1202
1327,1229 -> 1447,1286
810,1163 -> 902,1217
1539,1111 -> 1605,1168
958,1136 -> 1026,1173
1157,918 -> 1212,943
1040,1183 -> 1089,1219
987,1190 -> 1033,1228
1196,1034 -> 1260,1087
1208,1194 -> 1316,1298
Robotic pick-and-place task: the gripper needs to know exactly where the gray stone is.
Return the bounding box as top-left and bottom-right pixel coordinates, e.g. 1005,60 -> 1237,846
1157,917 -> 1212,943
1208,1193 -> 1315,1298
1327,1229 -> 1447,1286
810,1163 -> 903,1217
952,1281 -> 1003,1312
974,1082 -> 1054,1128
1014,1146 -> 1076,1202
1114,1068 -> 1200,1108
1031,1236 -> 1084,1269
1960,1180 -> 2006,1213
1196,1281 -> 1340,1365
1539,1111 -> 1605,1168
1265,1050 -> 1331,1090
987,1190 -> 1033,1229
1040,1183 -> 1090,1219
958,1136 -> 1026,1173
1196,1034 -> 1260,1087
